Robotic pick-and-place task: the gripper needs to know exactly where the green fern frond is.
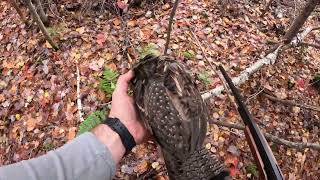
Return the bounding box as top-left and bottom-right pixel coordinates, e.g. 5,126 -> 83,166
77,110 -> 107,136
100,68 -> 119,97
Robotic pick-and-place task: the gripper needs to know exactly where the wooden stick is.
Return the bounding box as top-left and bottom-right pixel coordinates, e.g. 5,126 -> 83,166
262,93 -> 320,112
164,0 -> 179,55
76,65 -> 84,122
300,42 -> 320,49
211,119 -> 320,151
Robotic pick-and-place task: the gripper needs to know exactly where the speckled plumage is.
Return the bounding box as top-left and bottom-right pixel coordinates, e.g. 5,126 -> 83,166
132,55 -> 229,180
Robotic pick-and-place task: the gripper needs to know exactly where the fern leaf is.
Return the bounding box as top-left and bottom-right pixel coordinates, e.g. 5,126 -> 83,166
77,110 -> 107,136
100,68 -> 119,96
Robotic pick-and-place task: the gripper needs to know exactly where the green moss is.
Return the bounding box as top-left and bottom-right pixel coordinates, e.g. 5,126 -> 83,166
182,50 -> 195,59
246,163 -> 259,177
198,71 -> 211,87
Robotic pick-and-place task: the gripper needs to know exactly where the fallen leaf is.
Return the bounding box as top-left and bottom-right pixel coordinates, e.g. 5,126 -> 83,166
89,58 -> 105,71
67,127 -> 77,141
117,1 -> 128,10
27,118 -> 36,132
96,33 -> 106,46
134,160 -> 149,174
76,27 -> 85,34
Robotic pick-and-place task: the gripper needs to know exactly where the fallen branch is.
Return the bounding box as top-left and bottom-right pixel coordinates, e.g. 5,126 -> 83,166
164,0 -> 179,55
262,93 -> 320,112
211,120 -> 320,151
76,65 -> 84,122
300,42 -> 320,49
201,27 -> 312,100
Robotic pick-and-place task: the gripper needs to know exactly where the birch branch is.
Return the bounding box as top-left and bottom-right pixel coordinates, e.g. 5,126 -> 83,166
76,65 -> 84,122
164,0 -> 180,55
211,120 -> 320,151
201,27 -> 312,100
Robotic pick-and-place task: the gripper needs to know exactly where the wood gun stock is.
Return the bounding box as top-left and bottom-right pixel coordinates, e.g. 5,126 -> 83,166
219,65 -> 284,180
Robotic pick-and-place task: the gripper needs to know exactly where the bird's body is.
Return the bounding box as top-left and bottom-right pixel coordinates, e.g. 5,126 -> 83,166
132,55 -> 228,179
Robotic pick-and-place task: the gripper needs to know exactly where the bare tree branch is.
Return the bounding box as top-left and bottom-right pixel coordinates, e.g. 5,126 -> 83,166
202,27 -> 313,100
283,0 -> 319,44
26,0 -> 58,50
164,0 -> 179,55
300,42 -> 320,49
262,93 -> 320,112
210,120 -> 320,151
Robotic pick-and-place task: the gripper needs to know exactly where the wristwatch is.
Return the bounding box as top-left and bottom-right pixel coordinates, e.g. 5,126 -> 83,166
103,117 -> 136,154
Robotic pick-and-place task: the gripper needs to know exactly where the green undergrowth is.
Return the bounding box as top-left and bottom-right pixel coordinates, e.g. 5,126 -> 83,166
77,68 -> 119,135
198,71 -> 211,87
77,109 -> 107,136
100,68 -> 119,97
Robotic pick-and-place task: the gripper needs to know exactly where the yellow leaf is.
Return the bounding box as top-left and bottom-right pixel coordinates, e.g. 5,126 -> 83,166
104,53 -> 113,61
76,27 -> 85,34
15,114 -> 21,121
44,91 -> 50,98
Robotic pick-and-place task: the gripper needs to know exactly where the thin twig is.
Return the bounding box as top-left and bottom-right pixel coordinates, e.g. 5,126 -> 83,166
262,93 -> 320,112
300,42 -> 320,49
164,0 -> 179,55
210,120 -> 320,151
76,65 -> 84,122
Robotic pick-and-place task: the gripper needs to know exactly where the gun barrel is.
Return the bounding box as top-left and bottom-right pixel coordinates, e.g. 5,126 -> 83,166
219,65 -> 283,180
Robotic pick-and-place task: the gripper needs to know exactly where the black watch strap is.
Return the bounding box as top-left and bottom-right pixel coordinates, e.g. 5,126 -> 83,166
103,117 -> 136,154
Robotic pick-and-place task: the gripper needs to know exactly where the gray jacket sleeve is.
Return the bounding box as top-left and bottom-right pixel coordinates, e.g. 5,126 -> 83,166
0,132 -> 116,180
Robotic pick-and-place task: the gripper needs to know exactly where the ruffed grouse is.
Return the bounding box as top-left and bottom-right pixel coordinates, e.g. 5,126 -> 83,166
132,55 -> 229,179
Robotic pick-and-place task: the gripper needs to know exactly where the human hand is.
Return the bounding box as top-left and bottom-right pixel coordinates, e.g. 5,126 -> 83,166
108,70 -> 149,144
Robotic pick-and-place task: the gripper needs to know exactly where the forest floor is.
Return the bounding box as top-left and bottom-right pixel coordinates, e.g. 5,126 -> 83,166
0,0 -> 320,179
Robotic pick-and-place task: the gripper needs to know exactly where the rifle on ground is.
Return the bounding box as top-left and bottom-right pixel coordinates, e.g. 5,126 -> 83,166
219,65 -> 284,180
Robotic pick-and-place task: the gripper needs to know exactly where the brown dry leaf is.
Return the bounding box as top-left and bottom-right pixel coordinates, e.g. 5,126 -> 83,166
128,20 -> 136,27
45,41 -> 53,49
106,63 -> 117,71
76,27 -> 85,34
27,118 -> 36,132
96,33 -> 106,46
67,127 -> 77,141
134,160 -> 149,174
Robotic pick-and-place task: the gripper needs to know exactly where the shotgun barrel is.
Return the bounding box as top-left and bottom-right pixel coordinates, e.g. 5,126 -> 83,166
219,65 -> 284,180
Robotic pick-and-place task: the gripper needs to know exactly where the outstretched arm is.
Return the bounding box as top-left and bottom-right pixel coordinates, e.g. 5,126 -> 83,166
0,71 -> 149,180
